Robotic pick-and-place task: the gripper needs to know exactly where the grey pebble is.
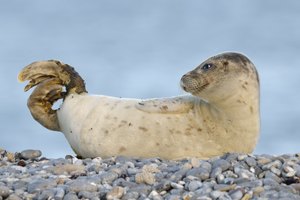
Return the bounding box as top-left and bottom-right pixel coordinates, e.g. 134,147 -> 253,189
78,191 -> 98,199
38,189 -> 55,200
2,148 -> 300,199
210,167 -> 222,179
6,194 -> 22,200
122,191 -> 139,199
212,159 -> 230,171
186,168 -> 210,181
63,192 -> 79,200
67,179 -> 98,193
188,180 -> 203,191
245,156 -> 257,167
20,149 -> 42,160
54,187 -> 65,200
229,189 -> 243,200
100,172 -> 119,184
264,171 -> 282,183
0,186 -> 10,198
27,179 -> 57,193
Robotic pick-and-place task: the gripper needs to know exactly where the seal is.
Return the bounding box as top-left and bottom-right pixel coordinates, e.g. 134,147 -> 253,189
18,52 -> 260,159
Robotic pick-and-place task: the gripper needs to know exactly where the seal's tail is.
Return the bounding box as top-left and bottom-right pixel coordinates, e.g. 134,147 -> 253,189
18,60 -> 87,131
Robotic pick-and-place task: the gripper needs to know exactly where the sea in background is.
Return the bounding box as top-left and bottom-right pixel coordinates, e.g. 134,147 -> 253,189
1,1 -> 300,158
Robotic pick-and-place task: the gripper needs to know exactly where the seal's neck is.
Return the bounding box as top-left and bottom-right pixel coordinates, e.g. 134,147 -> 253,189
204,77 -> 259,122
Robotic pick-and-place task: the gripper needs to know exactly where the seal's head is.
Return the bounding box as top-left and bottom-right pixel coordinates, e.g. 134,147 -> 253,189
180,52 -> 259,103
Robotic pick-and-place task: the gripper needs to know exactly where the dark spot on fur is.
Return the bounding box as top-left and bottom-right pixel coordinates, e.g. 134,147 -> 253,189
129,123 -> 132,126
185,132 -> 191,136
156,142 -> 160,146
138,126 -> 148,132
197,128 -> 202,132
250,106 -> 254,114
161,105 -> 168,111
119,146 -> 126,153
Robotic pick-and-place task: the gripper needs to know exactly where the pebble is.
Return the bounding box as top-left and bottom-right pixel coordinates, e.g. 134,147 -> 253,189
0,186 -> 10,198
20,149 -> 42,160
1,148 -> 300,199
106,186 -> 124,199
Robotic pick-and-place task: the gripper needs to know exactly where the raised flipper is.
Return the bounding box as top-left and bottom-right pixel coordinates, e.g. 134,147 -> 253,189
135,96 -> 195,114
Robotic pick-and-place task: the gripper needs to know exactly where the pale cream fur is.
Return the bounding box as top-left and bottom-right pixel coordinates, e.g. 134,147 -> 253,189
19,52 -> 260,159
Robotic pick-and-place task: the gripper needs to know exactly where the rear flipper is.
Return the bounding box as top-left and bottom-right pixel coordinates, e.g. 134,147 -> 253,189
19,60 -> 87,131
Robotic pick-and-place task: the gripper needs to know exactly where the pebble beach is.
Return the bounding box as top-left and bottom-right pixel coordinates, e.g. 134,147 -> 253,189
1,148 -> 300,200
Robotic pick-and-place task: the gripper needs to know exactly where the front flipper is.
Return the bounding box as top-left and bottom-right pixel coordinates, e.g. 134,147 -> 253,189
136,96 -> 195,114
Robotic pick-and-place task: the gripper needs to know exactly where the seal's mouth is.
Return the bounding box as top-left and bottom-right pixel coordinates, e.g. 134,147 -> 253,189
180,74 -> 209,95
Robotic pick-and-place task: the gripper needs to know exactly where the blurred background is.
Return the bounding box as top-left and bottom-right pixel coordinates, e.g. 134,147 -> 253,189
1,1 -> 300,158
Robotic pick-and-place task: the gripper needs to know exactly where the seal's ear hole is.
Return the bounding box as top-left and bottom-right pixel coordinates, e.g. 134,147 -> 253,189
223,61 -> 229,66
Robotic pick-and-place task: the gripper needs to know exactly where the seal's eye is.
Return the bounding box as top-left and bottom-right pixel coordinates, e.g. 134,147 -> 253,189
201,63 -> 214,71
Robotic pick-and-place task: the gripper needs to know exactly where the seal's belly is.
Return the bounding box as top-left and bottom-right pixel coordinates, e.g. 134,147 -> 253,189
57,93 -> 221,159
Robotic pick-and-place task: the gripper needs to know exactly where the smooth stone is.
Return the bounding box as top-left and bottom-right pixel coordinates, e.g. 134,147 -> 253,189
212,159 -> 230,171
122,191 -> 139,199
6,194 -> 22,200
264,171 -> 282,183
78,191 -> 98,199
148,190 -> 163,200
244,157 -> 257,167
169,169 -> 189,182
217,174 -> 225,184
270,166 -> 281,176
213,184 -> 236,192
201,162 -> 212,172
210,167 -> 222,179
106,186 -> 124,200
229,189 -> 243,200
20,149 -> 42,160
67,179 -> 98,193
170,182 -> 184,190
262,160 -> 282,170
210,190 -> 225,199
54,187 -> 65,200
63,192 -> 79,200
263,178 -> 279,186
38,189 -> 56,200
237,180 -> 263,188
154,180 -> 172,192
0,186 -> 10,198
188,181 -> 203,191
186,168 -> 210,181
101,172 -> 119,184
127,168 -> 139,176
165,194 -> 181,200
27,179 -> 57,193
